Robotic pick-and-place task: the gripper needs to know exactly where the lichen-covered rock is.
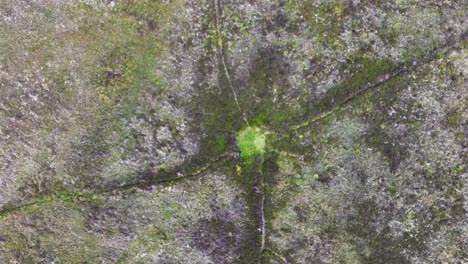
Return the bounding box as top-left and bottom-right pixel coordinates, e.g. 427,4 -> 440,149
0,0 -> 466,263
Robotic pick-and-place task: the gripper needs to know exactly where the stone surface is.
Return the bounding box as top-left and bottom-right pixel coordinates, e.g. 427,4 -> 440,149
0,0 -> 466,263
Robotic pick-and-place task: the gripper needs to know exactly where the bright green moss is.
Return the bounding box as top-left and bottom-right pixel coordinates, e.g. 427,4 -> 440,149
236,127 -> 266,161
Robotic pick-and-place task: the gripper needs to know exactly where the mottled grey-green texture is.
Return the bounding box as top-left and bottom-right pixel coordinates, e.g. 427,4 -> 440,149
0,0 -> 466,263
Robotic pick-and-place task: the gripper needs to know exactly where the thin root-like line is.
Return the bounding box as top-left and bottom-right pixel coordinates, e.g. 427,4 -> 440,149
253,157 -> 267,262
291,31 -> 467,132
214,0 -> 250,127
260,180 -> 266,254
0,153 -> 231,220
113,152 -> 231,192
291,65 -> 407,131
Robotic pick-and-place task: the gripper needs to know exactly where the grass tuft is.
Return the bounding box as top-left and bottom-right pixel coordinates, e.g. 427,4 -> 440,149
236,127 -> 266,161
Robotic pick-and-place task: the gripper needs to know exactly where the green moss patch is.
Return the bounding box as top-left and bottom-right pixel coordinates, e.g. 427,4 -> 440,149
236,127 -> 266,161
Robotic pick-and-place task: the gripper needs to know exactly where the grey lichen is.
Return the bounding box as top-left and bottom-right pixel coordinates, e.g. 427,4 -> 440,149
0,0 -> 466,263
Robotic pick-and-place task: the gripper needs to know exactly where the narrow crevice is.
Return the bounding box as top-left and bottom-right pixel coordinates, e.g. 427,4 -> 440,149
253,157 -> 267,263
114,152 -> 232,191
258,166 -> 267,255
251,156 -> 267,263
0,153 -> 231,220
236,156 -> 268,263
290,31 -> 467,132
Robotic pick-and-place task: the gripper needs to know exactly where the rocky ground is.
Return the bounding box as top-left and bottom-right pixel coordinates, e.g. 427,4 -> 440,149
0,0 -> 466,263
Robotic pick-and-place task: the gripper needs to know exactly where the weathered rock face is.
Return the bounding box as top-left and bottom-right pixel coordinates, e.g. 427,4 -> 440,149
0,0 -> 466,263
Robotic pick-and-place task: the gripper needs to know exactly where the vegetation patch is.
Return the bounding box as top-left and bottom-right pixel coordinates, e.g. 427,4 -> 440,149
236,127 -> 266,161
